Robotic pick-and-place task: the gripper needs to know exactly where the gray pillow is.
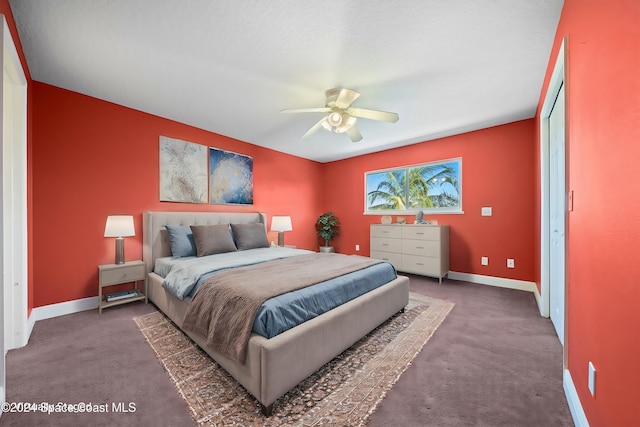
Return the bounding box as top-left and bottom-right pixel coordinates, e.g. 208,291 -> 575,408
165,225 -> 196,257
231,223 -> 270,250
190,224 -> 237,257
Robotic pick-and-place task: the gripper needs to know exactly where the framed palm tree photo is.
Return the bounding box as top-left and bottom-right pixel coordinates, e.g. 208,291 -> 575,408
365,158 -> 461,214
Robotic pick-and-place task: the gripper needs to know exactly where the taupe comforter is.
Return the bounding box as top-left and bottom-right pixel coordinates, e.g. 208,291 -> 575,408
181,253 -> 382,363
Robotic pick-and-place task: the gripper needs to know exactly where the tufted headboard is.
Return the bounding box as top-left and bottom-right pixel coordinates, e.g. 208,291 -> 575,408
142,211 -> 267,273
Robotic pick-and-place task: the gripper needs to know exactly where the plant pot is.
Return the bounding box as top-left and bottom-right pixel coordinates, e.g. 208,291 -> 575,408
319,246 -> 334,253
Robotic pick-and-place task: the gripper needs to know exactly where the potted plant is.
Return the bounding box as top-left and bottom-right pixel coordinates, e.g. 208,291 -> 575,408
316,212 -> 340,252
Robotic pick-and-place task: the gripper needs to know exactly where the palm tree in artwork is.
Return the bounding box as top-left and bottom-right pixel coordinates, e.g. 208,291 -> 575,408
368,164 -> 459,210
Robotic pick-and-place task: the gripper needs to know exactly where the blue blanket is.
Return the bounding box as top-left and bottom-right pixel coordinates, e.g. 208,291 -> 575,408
252,262 -> 396,338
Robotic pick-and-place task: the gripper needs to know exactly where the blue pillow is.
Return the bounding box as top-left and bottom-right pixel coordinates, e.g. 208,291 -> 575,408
165,225 -> 197,257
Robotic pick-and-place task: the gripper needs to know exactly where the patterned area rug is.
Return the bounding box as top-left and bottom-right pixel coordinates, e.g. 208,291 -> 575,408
135,293 -> 453,426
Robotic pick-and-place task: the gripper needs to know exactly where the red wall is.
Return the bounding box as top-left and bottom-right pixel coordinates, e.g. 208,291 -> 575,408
31,82 -> 323,307
322,119 -> 536,282
536,1 -> 640,426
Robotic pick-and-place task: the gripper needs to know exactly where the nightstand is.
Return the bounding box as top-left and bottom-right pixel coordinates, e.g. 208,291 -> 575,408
98,260 -> 146,314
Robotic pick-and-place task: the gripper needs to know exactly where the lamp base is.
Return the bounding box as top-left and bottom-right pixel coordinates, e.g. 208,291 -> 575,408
115,237 -> 125,264
277,232 -> 285,247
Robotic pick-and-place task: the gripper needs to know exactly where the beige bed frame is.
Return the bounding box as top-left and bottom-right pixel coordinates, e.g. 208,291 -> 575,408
142,211 -> 410,416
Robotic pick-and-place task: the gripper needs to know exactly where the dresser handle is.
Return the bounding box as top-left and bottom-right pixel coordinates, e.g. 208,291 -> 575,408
416,262 -> 424,266
416,246 -> 424,249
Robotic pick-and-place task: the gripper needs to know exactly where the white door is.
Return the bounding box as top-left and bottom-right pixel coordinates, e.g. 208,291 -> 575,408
549,84 -> 566,345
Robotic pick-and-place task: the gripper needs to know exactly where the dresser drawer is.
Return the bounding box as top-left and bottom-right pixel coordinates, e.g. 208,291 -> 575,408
370,251 -> 402,269
400,254 -> 440,276
371,237 -> 402,253
100,263 -> 146,286
401,226 -> 441,241
402,239 -> 440,257
370,225 -> 402,239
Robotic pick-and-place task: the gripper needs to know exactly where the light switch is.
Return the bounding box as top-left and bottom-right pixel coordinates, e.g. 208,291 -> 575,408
481,207 -> 492,216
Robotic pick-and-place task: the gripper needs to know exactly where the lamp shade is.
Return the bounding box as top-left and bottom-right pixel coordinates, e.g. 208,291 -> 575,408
270,216 -> 292,232
104,215 -> 135,237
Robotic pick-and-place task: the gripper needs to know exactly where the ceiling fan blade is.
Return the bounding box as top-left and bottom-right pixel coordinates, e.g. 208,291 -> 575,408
346,107 -> 399,123
346,125 -> 363,142
281,107 -> 331,114
334,88 -> 360,109
301,116 -> 328,139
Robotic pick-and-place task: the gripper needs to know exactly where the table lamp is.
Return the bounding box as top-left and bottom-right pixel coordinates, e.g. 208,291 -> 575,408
270,216 -> 292,247
104,215 -> 135,264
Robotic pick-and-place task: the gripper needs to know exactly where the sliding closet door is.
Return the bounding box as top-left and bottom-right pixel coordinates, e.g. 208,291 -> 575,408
549,83 -> 566,345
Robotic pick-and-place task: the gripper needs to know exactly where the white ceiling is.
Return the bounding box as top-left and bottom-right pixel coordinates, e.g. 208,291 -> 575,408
9,0 -> 563,163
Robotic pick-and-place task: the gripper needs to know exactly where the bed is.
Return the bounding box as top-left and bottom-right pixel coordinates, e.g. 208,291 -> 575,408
142,211 -> 410,416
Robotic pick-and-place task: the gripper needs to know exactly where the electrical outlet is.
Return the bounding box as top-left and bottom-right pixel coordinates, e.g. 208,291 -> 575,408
355,244 -> 360,251
481,256 -> 489,266
588,362 -> 596,396
507,258 -> 515,268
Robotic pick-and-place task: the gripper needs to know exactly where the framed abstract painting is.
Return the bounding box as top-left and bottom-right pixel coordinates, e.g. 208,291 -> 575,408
159,136 -> 208,203
209,147 -> 253,205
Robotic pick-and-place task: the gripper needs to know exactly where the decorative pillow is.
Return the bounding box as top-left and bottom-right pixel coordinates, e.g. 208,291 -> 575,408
165,225 -> 197,257
230,223 -> 270,250
190,224 -> 237,257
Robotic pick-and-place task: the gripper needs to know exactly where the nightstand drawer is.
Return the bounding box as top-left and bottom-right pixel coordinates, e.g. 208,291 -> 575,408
100,263 -> 145,286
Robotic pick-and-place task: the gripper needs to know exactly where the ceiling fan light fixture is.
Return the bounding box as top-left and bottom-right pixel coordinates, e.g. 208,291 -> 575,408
327,112 -> 342,126
321,112 -> 357,134
334,115 -> 357,133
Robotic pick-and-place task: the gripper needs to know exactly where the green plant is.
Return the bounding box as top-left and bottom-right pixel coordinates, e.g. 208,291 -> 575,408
316,212 -> 340,247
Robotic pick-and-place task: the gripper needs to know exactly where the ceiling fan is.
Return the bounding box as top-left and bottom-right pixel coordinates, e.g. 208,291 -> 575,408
281,88 -> 399,142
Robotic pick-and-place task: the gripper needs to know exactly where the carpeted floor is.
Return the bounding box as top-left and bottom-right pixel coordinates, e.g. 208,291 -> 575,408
135,293 -> 452,426
2,275 -> 574,426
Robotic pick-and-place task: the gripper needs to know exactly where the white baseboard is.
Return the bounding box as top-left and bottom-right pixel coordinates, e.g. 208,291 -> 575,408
564,369 -> 590,427
29,296 -> 99,323
27,313 -> 36,340
533,282 -> 543,311
447,271 -> 537,293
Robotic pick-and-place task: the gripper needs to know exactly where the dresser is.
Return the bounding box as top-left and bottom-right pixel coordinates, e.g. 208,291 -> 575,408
370,224 -> 449,283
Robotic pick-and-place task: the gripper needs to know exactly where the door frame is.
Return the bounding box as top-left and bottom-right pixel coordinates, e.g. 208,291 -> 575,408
539,37 -> 568,354
1,13 -> 29,413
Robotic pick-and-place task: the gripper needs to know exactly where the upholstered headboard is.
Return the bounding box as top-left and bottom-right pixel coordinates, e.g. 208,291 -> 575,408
142,211 -> 267,273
